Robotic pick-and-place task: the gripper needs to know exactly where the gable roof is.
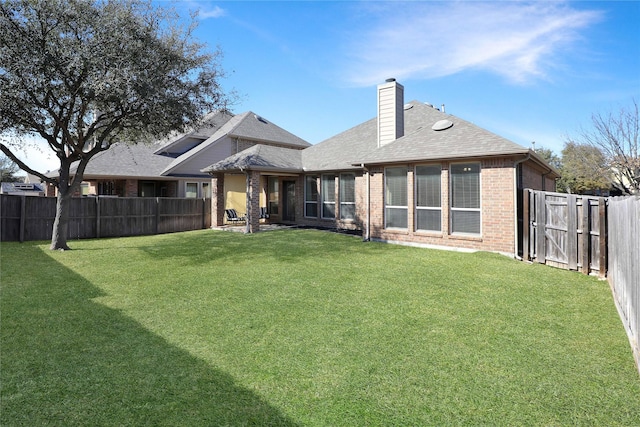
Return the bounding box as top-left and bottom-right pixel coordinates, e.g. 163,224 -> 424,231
153,110 -> 235,156
301,100 -> 534,172
161,111 -> 310,176
201,144 -> 303,174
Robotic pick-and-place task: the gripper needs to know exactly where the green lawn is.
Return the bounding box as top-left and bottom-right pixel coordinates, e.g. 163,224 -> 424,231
2,229 -> 639,426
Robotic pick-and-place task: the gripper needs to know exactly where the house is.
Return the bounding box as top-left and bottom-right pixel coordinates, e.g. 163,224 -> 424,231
203,79 -> 559,256
58,110 -> 310,199
0,181 -> 45,196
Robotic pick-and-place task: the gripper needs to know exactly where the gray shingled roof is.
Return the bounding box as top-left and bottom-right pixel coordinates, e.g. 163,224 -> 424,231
70,142 -> 174,178
161,111 -> 310,175
153,110 -> 235,155
202,144 -> 303,174
302,100 -> 531,171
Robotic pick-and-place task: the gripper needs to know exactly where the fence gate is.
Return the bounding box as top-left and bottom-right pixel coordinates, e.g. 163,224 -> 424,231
522,189 -> 607,277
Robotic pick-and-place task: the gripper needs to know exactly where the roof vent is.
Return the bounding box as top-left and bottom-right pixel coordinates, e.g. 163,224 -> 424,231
432,119 -> 454,131
254,114 -> 268,124
403,103 -> 413,110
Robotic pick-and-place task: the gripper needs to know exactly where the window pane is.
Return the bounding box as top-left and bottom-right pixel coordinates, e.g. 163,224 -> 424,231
268,177 -> 279,215
340,174 -> 355,203
305,176 -> 318,202
451,210 -> 480,234
322,203 -> 336,218
386,207 -> 407,228
340,203 -> 355,220
305,202 -> 318,217
202,183 -> 211,198
416,209 -> 441,231
385,167 -> 407,206
416,165 -> 441,207
322,175 -> 335,202
451,163 -> 480,209
186,183 -> 197,198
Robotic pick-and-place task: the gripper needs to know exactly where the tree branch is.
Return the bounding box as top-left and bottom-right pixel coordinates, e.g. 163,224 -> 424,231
0,143 -> 58,186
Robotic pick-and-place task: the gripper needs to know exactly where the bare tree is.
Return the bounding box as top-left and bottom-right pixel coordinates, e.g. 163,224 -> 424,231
0,0 -> 230,249
573,99 -> 639,195
0,154 -> 21,182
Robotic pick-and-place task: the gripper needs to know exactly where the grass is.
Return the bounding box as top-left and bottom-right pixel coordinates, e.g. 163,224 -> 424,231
1,229 -> 639,426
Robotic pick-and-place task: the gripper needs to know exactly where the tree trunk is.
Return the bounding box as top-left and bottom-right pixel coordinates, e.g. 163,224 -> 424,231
50,160 -> 76,250
50,188 -> 72,250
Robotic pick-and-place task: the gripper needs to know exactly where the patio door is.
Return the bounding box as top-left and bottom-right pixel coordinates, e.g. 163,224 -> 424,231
283,180 -> 296,221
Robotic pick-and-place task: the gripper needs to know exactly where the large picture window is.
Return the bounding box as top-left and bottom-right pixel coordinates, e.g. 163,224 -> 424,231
321,175 -> 336,219
385,167 -> 408,229
340,173 -> 355,220
305,175 -> 318,217
415,165 -> 441,231
450,163 -> 481,234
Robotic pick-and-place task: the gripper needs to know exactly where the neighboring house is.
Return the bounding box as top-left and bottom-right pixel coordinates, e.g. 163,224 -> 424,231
203,79 -> 559,256
54,110 -> 310,199
1,180 -> 45,196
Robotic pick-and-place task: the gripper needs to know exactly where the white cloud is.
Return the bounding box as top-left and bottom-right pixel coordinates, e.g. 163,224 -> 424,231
343,1 -> 602,86
197,5 -> 225,19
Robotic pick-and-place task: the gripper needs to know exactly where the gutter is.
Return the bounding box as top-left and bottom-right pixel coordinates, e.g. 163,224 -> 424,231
513,153 -> 531,260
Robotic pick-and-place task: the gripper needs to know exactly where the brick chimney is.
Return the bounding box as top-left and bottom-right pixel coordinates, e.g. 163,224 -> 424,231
377,78 -> 404,147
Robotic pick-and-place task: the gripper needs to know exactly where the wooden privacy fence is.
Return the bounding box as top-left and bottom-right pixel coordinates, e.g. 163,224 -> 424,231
522,189 -> 607,277
607,195 -> 640,373
0,195 -> 211,242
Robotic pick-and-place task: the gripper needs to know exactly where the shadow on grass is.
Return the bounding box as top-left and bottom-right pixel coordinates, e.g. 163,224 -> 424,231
0,242 -> 299,426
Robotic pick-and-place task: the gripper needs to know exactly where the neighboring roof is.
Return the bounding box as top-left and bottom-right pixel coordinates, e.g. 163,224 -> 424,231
1,181 -> 45,194
202,144 -> 303,174
70,142 -> 175,178
161,111 -> 310,176
153,110 -> 235,155
301,100 -> 550,172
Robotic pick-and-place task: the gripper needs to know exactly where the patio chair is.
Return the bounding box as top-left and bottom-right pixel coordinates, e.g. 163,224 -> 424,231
260,207 -> 270,219
225,209 -> 246,224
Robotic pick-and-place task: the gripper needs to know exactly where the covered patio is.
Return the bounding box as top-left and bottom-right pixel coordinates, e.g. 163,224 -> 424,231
202,144 -> 305,233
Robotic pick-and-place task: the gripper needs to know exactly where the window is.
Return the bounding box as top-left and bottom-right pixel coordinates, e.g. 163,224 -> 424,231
340,173 -> 356,220
202,182 -> 211,198
186,182 -> 198,198
305,175 -> 318,217
415,165 -> 441,231
268,177 -> 279,215
450,163 -> 481,234
321,175 -> 336,219
385,167 -> 408,228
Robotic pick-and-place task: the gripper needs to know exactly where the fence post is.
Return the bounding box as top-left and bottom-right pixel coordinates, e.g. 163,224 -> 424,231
535,191 -> 546,263
522,189 -> 530,261
580,197 -> 590,274
155,197 -> 160,235
568,195 -> 578,270
19,195 -> 26,243
599,199 -> 607,278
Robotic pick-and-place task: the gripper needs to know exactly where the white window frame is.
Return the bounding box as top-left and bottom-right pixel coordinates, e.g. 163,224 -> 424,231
384,166 -> 408,229
414,164 -> 442,232
450,162 -> 481,235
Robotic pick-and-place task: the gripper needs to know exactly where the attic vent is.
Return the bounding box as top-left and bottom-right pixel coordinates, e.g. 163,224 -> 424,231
432,119 -> 454,131
403,103 -> 413,110
254,114 -> 268,124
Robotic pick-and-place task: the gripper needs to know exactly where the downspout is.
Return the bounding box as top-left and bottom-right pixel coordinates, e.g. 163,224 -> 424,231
241,166 -> 250,234
513,153 -> 531,260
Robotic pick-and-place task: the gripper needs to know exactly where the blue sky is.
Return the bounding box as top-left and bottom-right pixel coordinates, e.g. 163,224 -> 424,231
18,0 -> 640,173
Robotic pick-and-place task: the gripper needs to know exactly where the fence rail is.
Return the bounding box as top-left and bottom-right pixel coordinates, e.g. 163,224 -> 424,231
0,195 -> 211,242
607,196 -> 640,374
